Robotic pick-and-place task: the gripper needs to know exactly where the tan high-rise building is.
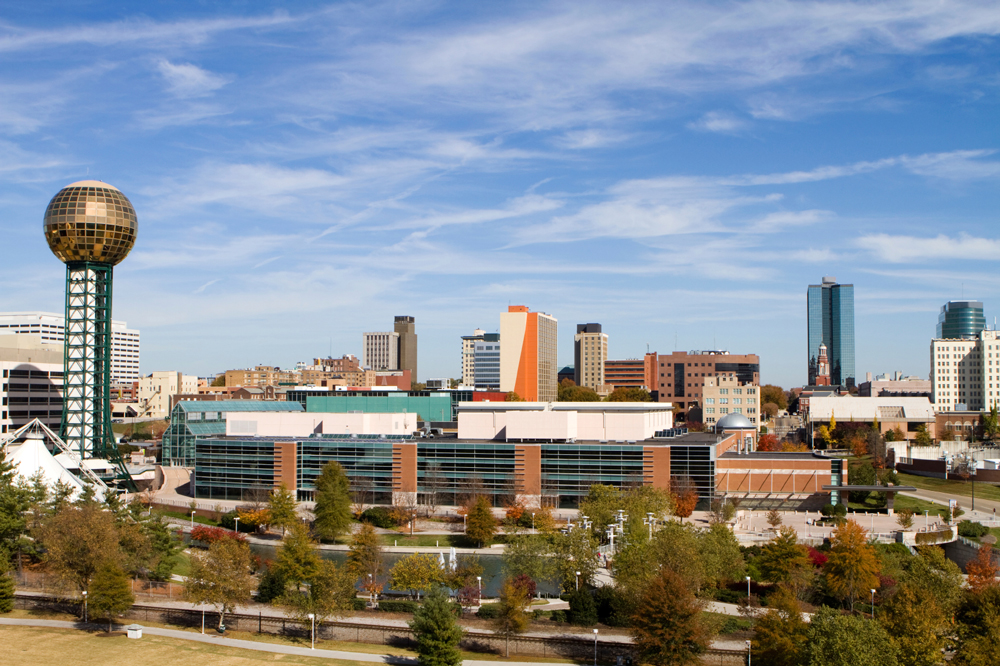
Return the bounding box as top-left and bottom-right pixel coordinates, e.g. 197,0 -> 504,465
394,316 -> 417,382
499,306 -> 557,402
363,331 -> 399,371
930,328 -> 1000,411
574,323 -> 607,391
701,375 -> 760,427
461,328 -> 486,386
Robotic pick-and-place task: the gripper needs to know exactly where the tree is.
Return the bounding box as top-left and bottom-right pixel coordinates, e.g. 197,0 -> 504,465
40,504 -> 121,593
899,546 -> 963,616
954,585 -> 1000,666
558,379 -> 601,402
268,483 -> 298,537
966,543 -> 999,594
0,555 -> 14,613
671,477 -> 698,523
313,462 -> 353,542
757,433 -> 781,451
274,523 -> 321,591
698,522 -> 745,591
348,523 -> 385,601
758,527 -> 812,593
824,520 -> 881,612
567,588 -> 598,625
607,387 -> 651,402
466,495 -> 497,547
879,583 -> 947,666
423,463 -> 445,517
766,508 -> 783,529
283,558 -> 354,626
760,385 -> 788,411
493,578 -> 531,657
390,553 -> 444,599
631,567 -> 711,666
551,526 -> 600,593
502,535 -> 552,593
752,586 -> 809,666
211,374 -> 226,387
984,405 -> 1000,443
88,562 -> 135,632
504,391 -> 524,402
807,606 -> 899,666
185,537 -> 256,630
914,424 -> 933,447
895,509 -> 915,530
410,585 -> 464,666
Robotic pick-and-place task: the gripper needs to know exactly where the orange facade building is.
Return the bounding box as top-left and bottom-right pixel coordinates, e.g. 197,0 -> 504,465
499,306 -> 558,402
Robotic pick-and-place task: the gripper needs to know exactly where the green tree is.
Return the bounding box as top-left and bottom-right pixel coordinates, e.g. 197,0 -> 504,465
185,537 -> 256,630
983,405 -> 999,443
850,462 -> 877,504
607,387 -> 651,402
879,583 -> 947,666
313,462 -> 353,542
348,522 -> 385,601
274,522 -> 321,591
88,562 -> 135,632
631,567 -> 711,666
551,526 -> 599,593
558,380 -> 601,402
502,535 -> 552,593
493,578 -> 531,657
824,520 -> 881,612
0,447 -> 29,567
0,555 -> 14,613
567,588 -> 598,626
504,391 -> 524,402
752,586 -> 809,666
900,546 -> 963,616
807,606 -> 899,666
954,585 -> 1000,666
268,483 -> 299,537
283,559 -> 354,626
758,526 -> 813,593
914,424 -> 933,447
211,374 -> 226,387
760,384 -> 788,411
698,522 -> 745,590
466,495 -> 497,547
409,585 -> 464,666
40,504 -> 121,593
390,553 -> 444,599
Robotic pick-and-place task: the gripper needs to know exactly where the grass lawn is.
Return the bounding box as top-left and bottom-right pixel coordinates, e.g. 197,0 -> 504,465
156,509 -> 219,527
172,551 -> 192,578
896,472 -> 1000,503
378,534 -> 477,548
892,495 -> 951,519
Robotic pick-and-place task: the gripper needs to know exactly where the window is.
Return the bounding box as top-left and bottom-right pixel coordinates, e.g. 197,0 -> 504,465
705,398 -> 715,405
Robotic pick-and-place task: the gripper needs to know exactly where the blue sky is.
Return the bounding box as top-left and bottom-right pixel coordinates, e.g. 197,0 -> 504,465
1,1 -> 999,388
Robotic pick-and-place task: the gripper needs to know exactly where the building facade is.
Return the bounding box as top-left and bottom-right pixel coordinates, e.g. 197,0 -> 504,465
700,376 -> 760,427
573,323 -> 607,391
937,300 -> 985,340
394,316 -> 418,383
461,329 -> 486,386
474,333 -> 501,390
930,329 -> 1000,411
654,350 -> 760,421
363,331 -> 399,371
807,277 -> 855,387
225,366 -> 299,387
0,335 -> 63,434
499,306 -> 557,402
0,311 -> 140,383
137,371 -> 198,419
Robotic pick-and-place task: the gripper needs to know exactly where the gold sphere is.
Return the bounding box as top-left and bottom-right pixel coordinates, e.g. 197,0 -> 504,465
43,180 -> 137,265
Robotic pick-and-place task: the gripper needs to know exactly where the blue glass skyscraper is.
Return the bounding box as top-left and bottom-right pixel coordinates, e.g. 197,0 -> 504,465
937,300 -> 985,339
807,277 -> 855,387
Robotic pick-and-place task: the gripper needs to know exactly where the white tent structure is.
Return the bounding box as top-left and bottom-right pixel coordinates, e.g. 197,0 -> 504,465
1,419 -> 108,501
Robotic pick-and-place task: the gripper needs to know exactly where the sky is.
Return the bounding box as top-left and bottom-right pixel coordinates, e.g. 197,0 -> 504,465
0,1 -> 998,388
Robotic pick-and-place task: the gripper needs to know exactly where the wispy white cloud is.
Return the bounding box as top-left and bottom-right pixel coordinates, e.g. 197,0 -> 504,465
687,111 -> 747,133
857,233 -> 1000,263
157,60 -> 231,98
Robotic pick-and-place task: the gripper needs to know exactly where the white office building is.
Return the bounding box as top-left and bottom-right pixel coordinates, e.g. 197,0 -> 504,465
930,329 -> 1000,411
363,331 -> 399,371
0,311 -> 140,383
0,334 -> 64,434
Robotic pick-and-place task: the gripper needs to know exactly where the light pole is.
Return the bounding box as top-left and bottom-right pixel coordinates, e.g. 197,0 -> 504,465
746,640 -> 752,666
644,512 -> 655,540
368,574 -> 374,604
190,510 -> 195,529
532,512 -> 535,531
308,613 -> 315,649
576,571 -> 581,591
477,576 -> 482,603
871,589 -> 876,617
925,510 -> 929,531
606,527 -> 616,554
593,628 -> 598,666
201,604 -> 206,634
411,510 -> 416,536
746,576 -> 751,598
235,516 -> 240,534
82,590 -> 87,623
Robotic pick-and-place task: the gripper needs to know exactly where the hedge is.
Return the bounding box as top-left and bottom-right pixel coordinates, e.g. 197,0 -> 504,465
377,600 -> 419,613
958,520 -> 989,538
476,603 -> 501,619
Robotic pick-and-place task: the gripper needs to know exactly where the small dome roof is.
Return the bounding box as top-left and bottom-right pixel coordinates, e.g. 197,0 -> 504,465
716,412 -> 754,431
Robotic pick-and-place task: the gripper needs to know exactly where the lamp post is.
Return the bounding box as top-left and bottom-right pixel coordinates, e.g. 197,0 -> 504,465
190,511 -> 195,529
746,576 -> 751,599
532,512 -> 535,531
746,640 -> 752,666
576,571 -> 581,591
593,628 -> 598,666
644,512 -> 655,540
411,510 -> 416,536
201,604 -> 206,634
606,527 -> 616,554
308,613 -> 315,650
477,576 -> 482,603
234,516 -> 240,534
924,509 -> 929,531
82,590 -> 87,623
871,589 -> 876,617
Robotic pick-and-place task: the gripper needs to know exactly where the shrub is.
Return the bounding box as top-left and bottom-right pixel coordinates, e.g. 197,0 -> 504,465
714,588 -> 743,604
834,504 -> 848,517
352,598 -> 367,610
476,603 -> 501,619
958,520 -> 989,538
377,599 -> 419,613
255,564 -> 286,603
360,507 -> 397,529
190,525 -> 247,546
915,529 -> 954,546
218,511 -> 238,530
567,589 -> 598,626
720,616 -> 752,634
549,609 -> 568,623
594,586 -> 633,627
821,504 -> 835,517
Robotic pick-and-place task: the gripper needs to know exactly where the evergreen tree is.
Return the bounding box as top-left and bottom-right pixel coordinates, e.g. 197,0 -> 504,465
0,558 -> 14,613
268,483 -> 299,537
567,589 -> 597,626
758,526 -> 812,593
348,523 -> 385,601
409,585 -> 464,666
256,563 -> 287,603
89,562 -> 135,631
465,496 -> 497,548
630,567 -> 711,666
313,462 -> 352,542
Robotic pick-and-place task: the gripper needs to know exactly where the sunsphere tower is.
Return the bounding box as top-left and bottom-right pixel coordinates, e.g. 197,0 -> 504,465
43,181 -> 137,468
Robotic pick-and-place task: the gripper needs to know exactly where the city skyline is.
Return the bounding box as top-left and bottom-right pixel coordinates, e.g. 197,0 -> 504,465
0,3 -> 998,388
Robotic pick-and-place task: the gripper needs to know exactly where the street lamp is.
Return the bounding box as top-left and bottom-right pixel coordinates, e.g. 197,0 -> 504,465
593,628 -> 598,666
576,571 -> 581,591
644,512 -> 655,540
477,576 -> 482,602
201,604 -> 206,634
234,516 -> 240,534
82,590 -> 87,623
308,613 -> 315,649
190,510 -> 196,529
746,640 -> 752,666
871,589 -> 876,617
924,509 -> 929,531
746,576 -> 751,598
532,512 -> 535,530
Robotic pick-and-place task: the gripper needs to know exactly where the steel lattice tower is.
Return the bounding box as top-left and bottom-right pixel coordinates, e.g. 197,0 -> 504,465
43,181 -> 137,473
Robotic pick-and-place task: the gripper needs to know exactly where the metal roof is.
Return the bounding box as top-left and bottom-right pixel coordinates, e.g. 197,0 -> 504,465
176,400 -> 303,413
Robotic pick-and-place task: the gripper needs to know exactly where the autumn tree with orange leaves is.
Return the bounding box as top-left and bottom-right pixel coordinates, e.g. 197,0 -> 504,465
823,520 -> 880,612
671,477 -> 699,523
967,543 -> 1000,593
757,434 -> 780,451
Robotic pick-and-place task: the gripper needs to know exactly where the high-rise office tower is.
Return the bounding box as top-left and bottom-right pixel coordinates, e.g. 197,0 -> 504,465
394,316 -> 417,382
499,306 -> 557,402
807,277 -> 855,387
937,300 -> 985,340
474,333 -> 501,390
574,323 -> 607,391
461,328 -> 486,386
363,331 -> 399,370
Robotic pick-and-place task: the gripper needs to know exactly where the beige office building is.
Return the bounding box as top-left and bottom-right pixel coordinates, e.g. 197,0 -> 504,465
225,366 -> 300,387
931,329 -> 1000,411
461,329 -> 486,386
363,331 -> 399,371
138,371 -> 198,419
701,375 -> 760,427
573,323 -> 607,392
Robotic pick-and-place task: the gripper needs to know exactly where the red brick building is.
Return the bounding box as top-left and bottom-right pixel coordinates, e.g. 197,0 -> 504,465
654,350 -> 760,421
